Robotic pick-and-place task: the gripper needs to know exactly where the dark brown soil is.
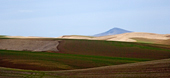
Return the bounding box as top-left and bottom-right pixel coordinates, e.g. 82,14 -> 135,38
58,40 -> 170,59
0,59 -> 62,71
46,59 -> 170,78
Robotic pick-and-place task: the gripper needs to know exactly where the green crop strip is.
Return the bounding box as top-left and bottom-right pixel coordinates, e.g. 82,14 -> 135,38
0,50 -> 150,71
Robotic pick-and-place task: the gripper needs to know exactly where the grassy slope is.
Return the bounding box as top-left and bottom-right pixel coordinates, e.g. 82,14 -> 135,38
0,39 -> 170,78
58,39 -> 170,59
0,50 -> 149,71
49,58 -> 170,78
0,58 -> 169,78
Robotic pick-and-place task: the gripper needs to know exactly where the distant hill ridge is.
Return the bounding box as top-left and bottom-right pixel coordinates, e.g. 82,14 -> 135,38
94,27 -> 132,37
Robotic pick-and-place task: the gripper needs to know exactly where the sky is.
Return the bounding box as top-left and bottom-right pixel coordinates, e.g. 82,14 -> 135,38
0,0 -> 170,37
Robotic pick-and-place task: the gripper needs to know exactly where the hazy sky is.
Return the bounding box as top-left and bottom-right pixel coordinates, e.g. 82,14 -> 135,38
0,0 -> 170,37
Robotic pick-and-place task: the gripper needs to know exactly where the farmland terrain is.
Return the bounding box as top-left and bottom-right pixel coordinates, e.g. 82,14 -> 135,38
0,38 -> 170,59
0,35 -> 170,78
0,50 -> 150,71
58,39 -> 170,59
59,32 -> 170,45
0,58 -> 169,78
0,39 -> 59,52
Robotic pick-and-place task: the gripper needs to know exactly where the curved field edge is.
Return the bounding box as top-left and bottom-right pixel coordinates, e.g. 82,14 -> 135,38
0,50 -> 151,71
0,58 -> 170,78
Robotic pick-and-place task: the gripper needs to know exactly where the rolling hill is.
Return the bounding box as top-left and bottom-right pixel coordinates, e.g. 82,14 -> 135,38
0,56 -> 169,78
58,32 -> 170,45
0,34 -> 170,78
93,32 -> 170,42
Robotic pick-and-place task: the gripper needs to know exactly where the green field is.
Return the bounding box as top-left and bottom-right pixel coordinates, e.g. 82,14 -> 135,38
0,58 -> 169,78
0,50 -> 150,71
0,39 -> 170,78
58,39 -> 170,59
